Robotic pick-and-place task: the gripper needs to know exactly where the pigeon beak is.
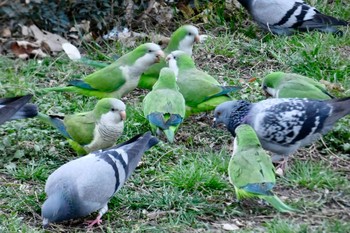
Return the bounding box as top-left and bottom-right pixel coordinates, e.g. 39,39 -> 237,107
120,111 -> 127,121
194,35 -> 200,43
212,118 -> 217,128
42,218 -> 49,228
155,50 -> 165,63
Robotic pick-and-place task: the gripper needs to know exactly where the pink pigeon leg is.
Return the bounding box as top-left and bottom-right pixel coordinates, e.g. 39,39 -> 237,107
86,214 -> 102,228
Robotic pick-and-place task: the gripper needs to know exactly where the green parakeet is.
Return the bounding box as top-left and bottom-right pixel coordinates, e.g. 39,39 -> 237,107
138,25 -> 200,90
37,98 -> 126,155
228,124 -> 296,212
41,43 -> 164,99
262,72 -> 333,99
166,50 -> 241,116
143,68 -> 185,143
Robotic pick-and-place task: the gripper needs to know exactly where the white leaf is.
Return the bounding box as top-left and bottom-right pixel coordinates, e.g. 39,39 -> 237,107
62,43 -> 81,60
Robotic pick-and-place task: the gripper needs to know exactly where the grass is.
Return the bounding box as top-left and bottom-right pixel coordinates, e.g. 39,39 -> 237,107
1,0 -> 350,232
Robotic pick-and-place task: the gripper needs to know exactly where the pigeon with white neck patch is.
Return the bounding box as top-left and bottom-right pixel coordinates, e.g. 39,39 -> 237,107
41,131 -> 159,228
37,98 -> 126,155
214,97 -> 350,167
41,43 -> 164,98
237,0 -> 349,35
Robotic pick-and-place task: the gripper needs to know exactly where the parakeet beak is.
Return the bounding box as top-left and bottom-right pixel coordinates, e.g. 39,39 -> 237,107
120,111 -> 127,121
195,35 -> 200,43
165,55 -> 172,63
155,50 -> 165,63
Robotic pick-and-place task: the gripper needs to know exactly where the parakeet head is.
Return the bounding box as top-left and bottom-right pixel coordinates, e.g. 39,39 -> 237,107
234,124 -> 261,148
42,191 -> 75,226
167,25 -> 200,55
94,98 -> 126,124
262,72 -> 285,96
153,67 -> 178,90
213,100 -> 251,136
166,50 -> 195,76
127,43 -> 165,68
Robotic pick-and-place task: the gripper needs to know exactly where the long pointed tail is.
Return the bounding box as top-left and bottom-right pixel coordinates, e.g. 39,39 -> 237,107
36,112 -> 71,139
39,86 -> 76,94
262,195 -> 297,213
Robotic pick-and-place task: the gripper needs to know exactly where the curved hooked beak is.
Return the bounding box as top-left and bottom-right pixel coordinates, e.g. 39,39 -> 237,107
195,35 -> 200,43
120,111 -> 127,121
165,55 -> 172,63
155,50 -> 165,63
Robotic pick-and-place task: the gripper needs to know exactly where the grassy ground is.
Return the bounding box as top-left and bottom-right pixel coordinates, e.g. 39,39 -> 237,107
1,1 -> 350,232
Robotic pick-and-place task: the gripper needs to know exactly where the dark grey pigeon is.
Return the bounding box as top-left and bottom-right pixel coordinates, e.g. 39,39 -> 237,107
0,95 -> 38,125
237,0 -> 349,35
213,97 -> 350,161
41,131 -> 159,228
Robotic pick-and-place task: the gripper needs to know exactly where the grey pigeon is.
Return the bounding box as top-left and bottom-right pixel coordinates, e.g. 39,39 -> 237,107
237,0 -> 349,35
41,131 -> 159,228
213,97 -> 350,162
0,95 -> 38,125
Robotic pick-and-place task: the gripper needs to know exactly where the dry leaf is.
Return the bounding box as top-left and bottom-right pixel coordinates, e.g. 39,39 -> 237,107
8,41 -> 48,59
29,24 -> 68,53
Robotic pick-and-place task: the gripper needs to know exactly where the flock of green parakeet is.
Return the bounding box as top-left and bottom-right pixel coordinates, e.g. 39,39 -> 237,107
1,19 -> 350,228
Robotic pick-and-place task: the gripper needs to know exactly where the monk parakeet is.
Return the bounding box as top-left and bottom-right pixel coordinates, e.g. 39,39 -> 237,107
42,132 -> 159,228
167,50 -> 241,116
138,25 -> 200,90
214,97 -> 350,169
41,43 -> 164,99
0,95 -> 38,125
228,124 -> 295,212
262,72 -> 333,99
37,98 -> 126,155
237,0 -> 349,36
143,68 -> 186,143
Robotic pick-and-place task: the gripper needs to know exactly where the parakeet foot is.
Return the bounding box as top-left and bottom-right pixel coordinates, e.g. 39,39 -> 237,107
275,157 -> 289,176
86,215 -> 102,228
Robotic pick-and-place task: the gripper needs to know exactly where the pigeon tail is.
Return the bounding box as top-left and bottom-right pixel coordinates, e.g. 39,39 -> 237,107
112,132 -> 159,178
324,96 -> 350,127
10,103 -> 38,120
0,95 -> 37,125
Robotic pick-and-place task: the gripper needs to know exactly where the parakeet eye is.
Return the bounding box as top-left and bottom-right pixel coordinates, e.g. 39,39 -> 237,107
111,108 -> 116,112
188,32 -> 192,36
148,49 -> 153,53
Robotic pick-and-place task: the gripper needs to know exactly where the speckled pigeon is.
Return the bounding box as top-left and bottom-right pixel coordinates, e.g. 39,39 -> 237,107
214,97 -> 350,165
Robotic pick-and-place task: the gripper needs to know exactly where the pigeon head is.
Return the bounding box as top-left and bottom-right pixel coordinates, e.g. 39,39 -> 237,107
42,192 -> 75,226
213,100 -> 251,136
168,25 -> 200,56
94,98 -> 126,123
